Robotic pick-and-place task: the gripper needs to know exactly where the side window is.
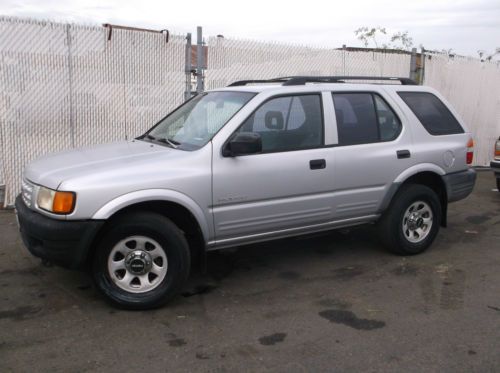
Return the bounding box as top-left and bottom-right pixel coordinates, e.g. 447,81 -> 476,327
238,95 -> 323,153
398,92 -> 464,135
374,95 -> 402,141
247,96 -> 291,133
332,93 -> 401,145
287,97 -> 307,130
333,93 -> 379,145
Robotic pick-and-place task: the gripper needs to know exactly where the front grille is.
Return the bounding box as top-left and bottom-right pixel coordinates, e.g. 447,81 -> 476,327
21,179 -> 34,208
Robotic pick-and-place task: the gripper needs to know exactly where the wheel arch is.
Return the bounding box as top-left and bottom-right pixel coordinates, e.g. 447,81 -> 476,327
87,190 -> 210,270
92,189 -> 210,240
382,164 -> 448,227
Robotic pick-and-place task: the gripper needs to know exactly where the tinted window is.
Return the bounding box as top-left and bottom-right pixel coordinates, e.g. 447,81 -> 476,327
374,95 -> 401,141
398,92 -> 464,135
238,95 -> 323,153
333,93 -> 401,145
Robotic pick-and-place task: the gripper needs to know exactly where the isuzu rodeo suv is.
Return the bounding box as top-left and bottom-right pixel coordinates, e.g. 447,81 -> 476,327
491,136 -> 500,190
16,76 -> 477,309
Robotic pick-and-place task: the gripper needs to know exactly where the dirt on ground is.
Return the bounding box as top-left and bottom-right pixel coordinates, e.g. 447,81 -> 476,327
0,170 -> 499,372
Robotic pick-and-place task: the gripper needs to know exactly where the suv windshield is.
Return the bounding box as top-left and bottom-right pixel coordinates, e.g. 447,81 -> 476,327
142,91 -> 255,150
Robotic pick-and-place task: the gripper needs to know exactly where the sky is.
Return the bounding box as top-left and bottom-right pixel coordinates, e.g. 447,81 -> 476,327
0,0 -> 499,57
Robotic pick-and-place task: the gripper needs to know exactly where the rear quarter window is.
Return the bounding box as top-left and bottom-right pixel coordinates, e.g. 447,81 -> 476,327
398,92 -> 464,135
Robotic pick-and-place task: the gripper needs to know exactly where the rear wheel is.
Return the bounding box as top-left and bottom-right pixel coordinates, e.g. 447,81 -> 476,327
92,212 -> 190,310
378,184 -> 442,255
496,177 -> 500,191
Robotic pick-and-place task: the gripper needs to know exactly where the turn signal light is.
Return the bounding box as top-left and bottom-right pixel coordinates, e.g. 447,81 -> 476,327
495,137 -> 500,157
53,191 -> 76,214
466,138 -> 474,165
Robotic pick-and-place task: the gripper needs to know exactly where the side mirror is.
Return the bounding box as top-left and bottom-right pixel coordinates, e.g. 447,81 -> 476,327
223,132 -> 262,157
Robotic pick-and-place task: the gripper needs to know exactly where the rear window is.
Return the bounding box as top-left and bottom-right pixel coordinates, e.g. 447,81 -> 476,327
398,92 -> 464,135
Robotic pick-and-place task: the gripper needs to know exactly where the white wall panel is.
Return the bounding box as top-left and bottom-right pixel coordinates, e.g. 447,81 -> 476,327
424,54 -> 500,166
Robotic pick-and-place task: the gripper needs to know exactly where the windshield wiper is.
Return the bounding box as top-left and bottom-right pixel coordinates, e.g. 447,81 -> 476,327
143,134 -> 179,148
157,137 -> 180,148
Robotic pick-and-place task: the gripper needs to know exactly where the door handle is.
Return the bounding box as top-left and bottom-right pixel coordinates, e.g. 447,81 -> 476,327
310,159 -> 326,170
397,150 -> 411,159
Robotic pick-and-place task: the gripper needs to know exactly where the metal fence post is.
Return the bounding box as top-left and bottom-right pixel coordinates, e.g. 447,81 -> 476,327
196,26 -> 204,94
184,33 -> 192,101
409,47 -> 417,81
342,44 -> 346,75
420,47 -> 426,85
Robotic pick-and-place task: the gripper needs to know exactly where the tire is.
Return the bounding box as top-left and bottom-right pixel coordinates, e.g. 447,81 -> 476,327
92,212 -> 190,310
496,178 -> 500,191
378,184 -> 442,255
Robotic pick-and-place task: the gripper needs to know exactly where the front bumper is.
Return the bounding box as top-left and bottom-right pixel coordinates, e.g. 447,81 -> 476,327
491,160 -> 500,177
15,195 -> 104,269
442,168 -> 477,203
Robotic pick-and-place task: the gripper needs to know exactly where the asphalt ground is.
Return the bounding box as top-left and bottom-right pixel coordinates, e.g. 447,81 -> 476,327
0,170 -> 499,372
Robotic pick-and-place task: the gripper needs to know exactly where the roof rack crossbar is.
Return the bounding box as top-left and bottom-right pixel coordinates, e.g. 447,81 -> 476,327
227,76 -> 417,87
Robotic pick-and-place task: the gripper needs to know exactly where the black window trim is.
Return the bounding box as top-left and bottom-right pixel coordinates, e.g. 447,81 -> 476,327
223,92 -> 326,157
396,91 -> 464,136
331,90 -> 403,147
371,94 -> 382,141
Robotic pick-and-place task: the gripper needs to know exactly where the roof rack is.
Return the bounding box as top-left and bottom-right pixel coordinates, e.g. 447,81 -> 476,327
228,76 -> 417,87
227,78 -> 290,87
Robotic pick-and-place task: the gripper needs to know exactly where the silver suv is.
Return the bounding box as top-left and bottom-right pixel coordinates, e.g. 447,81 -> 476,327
491,136 -> 500,190
16,76 -> 476,309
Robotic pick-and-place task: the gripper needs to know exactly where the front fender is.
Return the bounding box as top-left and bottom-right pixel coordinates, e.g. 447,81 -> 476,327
91,189 -> 210,242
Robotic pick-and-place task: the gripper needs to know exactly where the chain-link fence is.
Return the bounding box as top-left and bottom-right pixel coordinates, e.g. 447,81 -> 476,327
0,17 -> 186,206
203,37 -> 500,168
205,37 -> 411,89
2,17 -> 499,207
423,53 -> 500,167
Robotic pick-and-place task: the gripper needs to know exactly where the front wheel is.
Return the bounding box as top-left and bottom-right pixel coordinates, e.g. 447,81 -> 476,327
378,184 -> 442,255
92,212 -> 190,310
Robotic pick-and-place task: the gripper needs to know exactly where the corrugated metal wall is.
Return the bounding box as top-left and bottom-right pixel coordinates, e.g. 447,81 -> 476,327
424,54 -> 500,166
0,17 -> 186,206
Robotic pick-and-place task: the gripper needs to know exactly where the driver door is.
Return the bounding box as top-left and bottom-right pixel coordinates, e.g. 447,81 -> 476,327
211,93 -> 335,246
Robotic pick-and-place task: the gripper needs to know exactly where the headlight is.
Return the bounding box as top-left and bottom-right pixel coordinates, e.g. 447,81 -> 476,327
37,187 -> 76,214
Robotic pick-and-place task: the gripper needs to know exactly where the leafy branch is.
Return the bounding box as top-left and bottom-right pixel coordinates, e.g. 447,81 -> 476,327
355,26 -> 413,51
477,48 -> 500,61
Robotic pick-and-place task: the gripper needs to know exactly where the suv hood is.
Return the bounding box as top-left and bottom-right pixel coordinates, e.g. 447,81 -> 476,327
25,140 -> 174,189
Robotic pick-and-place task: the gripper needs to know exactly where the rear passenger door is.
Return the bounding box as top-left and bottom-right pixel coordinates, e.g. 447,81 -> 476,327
331,91 -> 413,218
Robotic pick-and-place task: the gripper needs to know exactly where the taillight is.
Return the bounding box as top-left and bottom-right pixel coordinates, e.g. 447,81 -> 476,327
495,137 -> 500,158
466,138 -> 474,165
